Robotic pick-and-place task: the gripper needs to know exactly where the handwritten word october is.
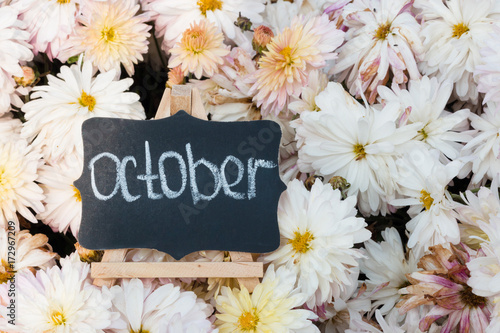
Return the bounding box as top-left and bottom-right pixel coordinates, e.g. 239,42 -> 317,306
89,141 -> 277,205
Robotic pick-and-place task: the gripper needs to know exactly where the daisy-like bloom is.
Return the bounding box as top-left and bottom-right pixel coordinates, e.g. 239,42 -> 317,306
475,24 -> 500,104
391,148 -> 462,253
144,0 -> 265,50
250,14 -> 344,116
460,102 -> 500,186
378,76 -> 472,162
360,227 -> 420,316
0,6 -> 33,115
398,244 -> 492,333
262,0 -> 300,33
0,140 -> 44,230
215,264 -> 319,332
21,58 -> 145,165
288,70 -> 328,114
10,0 -> 78,60
0,253 -> 118,332
318,267 -> 372,333
414,0 -> 500,103
262,179 -> 371,307
36,162 -> 83,237
60,0 -> 150,77
454,182 -> 500,249
169,19 -> 229,79
293,82 -> 419,216
332,0 -> 423,104
0,228 -> 57,284
0,112 -> 22,144
109,278 -> 215,332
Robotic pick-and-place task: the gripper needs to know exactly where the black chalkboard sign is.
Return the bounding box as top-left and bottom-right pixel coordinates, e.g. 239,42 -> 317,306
75,111 -> 285,260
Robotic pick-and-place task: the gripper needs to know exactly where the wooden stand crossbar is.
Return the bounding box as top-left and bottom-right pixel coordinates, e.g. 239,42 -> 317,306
92,85 -> 262,292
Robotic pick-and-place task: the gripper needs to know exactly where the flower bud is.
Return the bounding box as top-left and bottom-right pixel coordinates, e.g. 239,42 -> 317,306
13,66 -> 36,87
252,25 -> 274,54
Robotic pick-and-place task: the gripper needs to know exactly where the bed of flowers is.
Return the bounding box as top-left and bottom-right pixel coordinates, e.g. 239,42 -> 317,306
1,0 -> 500,331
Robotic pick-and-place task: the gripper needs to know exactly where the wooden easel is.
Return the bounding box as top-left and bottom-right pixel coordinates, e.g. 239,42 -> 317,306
92,86 -> 262,292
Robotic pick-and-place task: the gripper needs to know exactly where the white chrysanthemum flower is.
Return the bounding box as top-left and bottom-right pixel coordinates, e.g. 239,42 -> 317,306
460,102 -> 500,185
216,264 -> 319,332
378,76 -> 472,161
0,140 -> 44,230
360,227 -> 420,316
37,162 -> 83,237
0,112 -> 22,144
60,0 -> 150,77
333,0 -> 423,103
21,58 -> 145,165
475,24 -> 500,104
0,253 -> 118,332
318,267 -> 371,333
391,148 -> 462,253
147,0 -> 265,48
293,82 -> 419,215
263,179 -> 371,307
10,0 -> 78,60
467,217 -> 500,298
288,70 -> 328,114
262,0 -> 300,33
109,278 -> 215,332
0,6 -> 33,115
415,0 -> 500,103
0,228 -> 57,284
455,182 -> 500,248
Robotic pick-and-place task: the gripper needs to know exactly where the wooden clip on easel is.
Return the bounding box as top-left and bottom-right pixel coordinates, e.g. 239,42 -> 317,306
92,86 -> 262,292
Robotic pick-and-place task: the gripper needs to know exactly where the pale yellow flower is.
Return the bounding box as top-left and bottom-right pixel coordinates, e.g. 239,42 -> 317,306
169,19 -> 229,79
215,265 -> 319,332
61,0 -> 150,77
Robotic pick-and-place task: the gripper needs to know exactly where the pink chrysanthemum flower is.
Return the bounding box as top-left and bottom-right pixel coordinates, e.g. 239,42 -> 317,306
60,0 -> 151,77
249,14 -> 344,116
333,0 -> 423,104
398,244 -> 492,333
169,19 -> 229,79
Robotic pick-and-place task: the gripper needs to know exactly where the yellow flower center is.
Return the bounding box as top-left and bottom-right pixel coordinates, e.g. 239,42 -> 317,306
418,127 -> 429,140
101,27 -> 116,42
288,230 -> 314,254
0,260 -> 15,284
452,23 -> 469,38
57,0 -> 71,3
237,310 -> 259,331
78,91 -> 96,111
420,190 -> 434,210
183,26 -> 208,54
280,46 -> 294,66
130,328 -> 149,333
197,0 -> 223,16
353,144 -> 366,160
72,185 -> 82,202
50,310 -> 66,326
375,22 -> 391,40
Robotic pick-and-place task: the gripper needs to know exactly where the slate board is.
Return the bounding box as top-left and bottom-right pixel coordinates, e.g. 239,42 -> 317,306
75,111 -> 285,260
